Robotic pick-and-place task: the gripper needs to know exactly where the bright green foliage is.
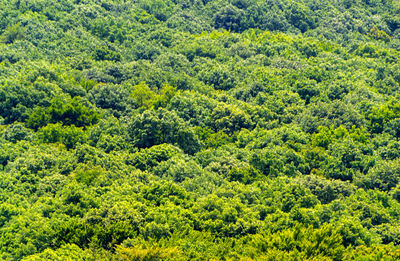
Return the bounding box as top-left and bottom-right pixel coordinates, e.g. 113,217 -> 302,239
130,83 -> 155,109
92,46 -> 121,62
37,123 -> 86,149
153,84 -> 178,109
88,84 -> 134,117
343,244 -> 400,260
195,127 -> 233,149
369,100 -> 400,133
1,23 -> 24,44
210,103 -> 254,134
3,123 -> 32,143
21,244 -> 92,261
27,96 -> 99,129
312,125 -> 368,149
126,143 -> 182,171
253,224 -> 345,260
127,109 -> 201,154
0,0 -> 399,260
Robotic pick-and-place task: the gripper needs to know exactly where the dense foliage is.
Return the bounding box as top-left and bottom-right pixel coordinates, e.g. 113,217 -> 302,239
1,0 -> 400,260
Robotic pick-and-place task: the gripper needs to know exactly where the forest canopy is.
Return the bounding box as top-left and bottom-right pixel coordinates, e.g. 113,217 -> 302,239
0,0 -> 400,260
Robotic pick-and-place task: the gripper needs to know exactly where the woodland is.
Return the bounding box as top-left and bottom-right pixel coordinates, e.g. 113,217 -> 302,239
0,0 -> 400,260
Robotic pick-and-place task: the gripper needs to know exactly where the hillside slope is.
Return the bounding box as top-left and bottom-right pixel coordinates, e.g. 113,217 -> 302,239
0,0 -> 400,260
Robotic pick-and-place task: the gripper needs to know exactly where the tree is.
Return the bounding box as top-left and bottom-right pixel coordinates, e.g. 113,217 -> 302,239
37,123 -> 86,149
355,159 -> 400,191
92,45 -> 121,62
3,123 -> 32,143
286,3 -> 316,33
27,96 -> 99,130
210,104 -> 254,134
1,23 -> 24,44
213,4 -> 244,32
88,84 -> 134,116
130,83 -> 156,109
127,108 -> 200,154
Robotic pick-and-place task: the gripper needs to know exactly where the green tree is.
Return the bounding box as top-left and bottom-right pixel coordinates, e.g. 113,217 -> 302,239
127,108 -> 200,154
